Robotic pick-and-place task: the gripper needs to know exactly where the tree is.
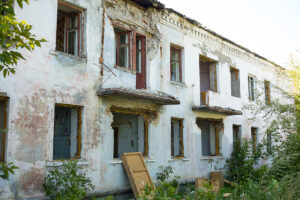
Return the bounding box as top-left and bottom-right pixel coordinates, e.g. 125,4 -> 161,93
0,0 -> 46,77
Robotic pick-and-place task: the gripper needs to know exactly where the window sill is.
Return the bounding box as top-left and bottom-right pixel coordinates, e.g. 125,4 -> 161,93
168,157 -> 190,162
110,157 -> 155,165
50,50 -> 87,63
169,81 -> 187,87
200,156 -> 225,160
114,65 -> 136,75
46,160 -> 89,167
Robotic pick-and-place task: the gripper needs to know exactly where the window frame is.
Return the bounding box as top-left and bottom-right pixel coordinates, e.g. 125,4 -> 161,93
251,127 -> 258,154
170,47 -> 182,82
248,75 -> 256,101
115,30 -> 131,69
53,104 -> 82,161
230,67 -> 241,98
264,80 -> 271,105
56,1 -> 84,57
171,118 -> 184,158
0,96 -> 8,162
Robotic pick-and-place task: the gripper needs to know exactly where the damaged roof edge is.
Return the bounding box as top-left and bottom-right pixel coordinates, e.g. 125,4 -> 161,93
129,0 -> 284,70
192,105 -> 243,116
97,88 -> 180,105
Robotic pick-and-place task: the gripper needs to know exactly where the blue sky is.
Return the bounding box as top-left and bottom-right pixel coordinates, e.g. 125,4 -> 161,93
159,0 -> 300,67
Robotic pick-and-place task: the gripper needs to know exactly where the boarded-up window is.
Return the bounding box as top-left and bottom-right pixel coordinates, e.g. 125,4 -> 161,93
198,119 -> 222,156
251,127 -> 258,153
53,105 -> 82,160
170,47 -> 182,82
264,80 -> 271,105
171,118 -> 184,158
233,125 -> 242,145
230,67 -> 240,97
56,2 -> 83,56
0,97 -> 8,162
248,76 -> 256,101
112,112 -> 148,158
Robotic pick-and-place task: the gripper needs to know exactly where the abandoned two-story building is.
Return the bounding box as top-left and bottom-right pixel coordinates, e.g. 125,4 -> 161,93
0,0 -> 286,199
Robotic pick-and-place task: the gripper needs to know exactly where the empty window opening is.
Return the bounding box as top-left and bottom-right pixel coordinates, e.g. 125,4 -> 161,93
230,67 -> 240,97
251,127 -> 258,153
198,119 -> 222,156
264,80 -> 271,105
170,47 -> 182,82
53,105 -> 82,160
199,56 -> 217,105
0,97 -> 8,162
233,125 -> 242,145
56,2 -> 83,56
248,75 -> 256,101
112,112 -> 148,158
171,118 -> 184,158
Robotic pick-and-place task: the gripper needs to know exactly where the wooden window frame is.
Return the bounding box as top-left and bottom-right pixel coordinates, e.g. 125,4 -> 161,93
230,67 -> 240,97
0,97 -> 8,162
264,80 -> 271,105
53,104 -> 82,161
248,75 -> 255,101
57,1 -> 83,57
170,47 -> 182,82
116,31 -> 131,69
171,118 -> 184,159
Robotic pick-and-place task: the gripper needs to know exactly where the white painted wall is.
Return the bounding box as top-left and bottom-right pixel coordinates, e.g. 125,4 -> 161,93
0,0 -> 288,199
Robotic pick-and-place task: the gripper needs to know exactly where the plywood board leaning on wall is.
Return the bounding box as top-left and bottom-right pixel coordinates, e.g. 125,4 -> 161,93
122,152 -> 155,198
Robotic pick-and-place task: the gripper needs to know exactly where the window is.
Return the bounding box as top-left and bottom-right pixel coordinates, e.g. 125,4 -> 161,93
170,47 -> 182,82
112,112 -> 148,158
264,80 -> 271,105
251,127 -> 258,153
0,97 -> 8,162
248,75 -> 256,101
171,118 -> 184,158
115,28 -> 131,68
199,56 -> 218,105
56,1 -> 83,56
233,125 -> 242,145
53,105 -> 82,160
267,131 -> 272,153
198,119 -> 222,156
230,67 -> 240,97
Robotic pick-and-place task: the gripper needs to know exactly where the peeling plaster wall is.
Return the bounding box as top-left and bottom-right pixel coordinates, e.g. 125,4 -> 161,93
0,0 -> 289,199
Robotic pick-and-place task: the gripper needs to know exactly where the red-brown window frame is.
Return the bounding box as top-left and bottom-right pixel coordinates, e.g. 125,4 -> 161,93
171,118 -> 184,158
115,31 -> 131,69
170,47 -> 182,82
0,96 -> 8,162
57,1 -> 83,57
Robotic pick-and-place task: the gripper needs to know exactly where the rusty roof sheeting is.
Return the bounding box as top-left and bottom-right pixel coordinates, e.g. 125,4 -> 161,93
192,105 -> 242,116
97,88 -> 180,105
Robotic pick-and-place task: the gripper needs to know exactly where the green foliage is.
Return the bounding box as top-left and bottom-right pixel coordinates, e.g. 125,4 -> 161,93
0,0 -> 46,77
0,162 -> 18,180
156,165 -> 174,182
43,161 -> 94,200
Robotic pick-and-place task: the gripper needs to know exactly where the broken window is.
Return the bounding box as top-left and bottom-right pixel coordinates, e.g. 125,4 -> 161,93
56,1 -> 83,56
264,80 -> 271,105
0,97 -> 8,162
230,67 -> 240,97
112,112 -> 148,158
233,125 -> 242,145
199,56 -> 218,104
248,75 -> 256,101
171,118 -> 184,158
170,47 -> 182,82
198,119 -> 222,156
53,105 -> 82,160
251,127 -> 258,153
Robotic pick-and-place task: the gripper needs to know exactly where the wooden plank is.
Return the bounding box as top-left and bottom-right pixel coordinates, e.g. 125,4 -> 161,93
122,152 -> 155,198
195,178 -> 209,189
210,171 -> 224,187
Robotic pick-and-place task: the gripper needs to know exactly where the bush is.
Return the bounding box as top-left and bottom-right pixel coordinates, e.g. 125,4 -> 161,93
43,160 -> 94,200
0,162 -> 18,180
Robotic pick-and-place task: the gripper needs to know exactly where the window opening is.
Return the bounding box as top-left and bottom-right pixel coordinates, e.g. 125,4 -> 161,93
230,67 -> 240,97
171,118 -> 184,158
170,47 -> 182,82
248,76 -> 256,101
0,97 -> 8,162
264,80 -> 271,105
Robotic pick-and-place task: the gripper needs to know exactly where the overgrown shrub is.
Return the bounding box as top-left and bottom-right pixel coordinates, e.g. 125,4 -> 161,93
0,162 -> 18,180
43,160 -> 94,200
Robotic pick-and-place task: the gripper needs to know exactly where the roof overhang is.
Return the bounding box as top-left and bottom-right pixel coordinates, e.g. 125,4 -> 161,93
192,105 -> 242,116
97,88 -> 180,105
